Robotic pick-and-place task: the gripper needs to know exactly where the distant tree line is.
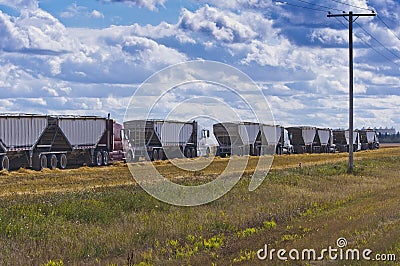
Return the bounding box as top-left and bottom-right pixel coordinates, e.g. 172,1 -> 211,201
378,132 -> 400,143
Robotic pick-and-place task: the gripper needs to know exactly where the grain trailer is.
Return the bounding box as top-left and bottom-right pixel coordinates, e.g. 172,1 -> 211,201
314,128 -> 334,153
213,122 -> 261,157
332,130 -> 361,152
122,120 -> 199,161
286,127 -> 317,154
0,113 -> 113,171
358,129 -> 379,150
260,124 -> 293,155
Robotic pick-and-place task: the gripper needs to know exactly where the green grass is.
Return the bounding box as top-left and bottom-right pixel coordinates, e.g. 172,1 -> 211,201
0,149 -> 399,265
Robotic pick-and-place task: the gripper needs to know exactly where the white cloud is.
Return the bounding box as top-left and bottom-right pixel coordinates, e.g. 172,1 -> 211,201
102,0 -> 165,11
0,8 -> 75,53
311,28 -> 348,45
0,0 -> 37,9
0,0 -> 398,130
178,5 -> 258,43
60,2 -> 86,18
90,10 -> 104,19
195,0 -> 274,10
60,3 -> 105,20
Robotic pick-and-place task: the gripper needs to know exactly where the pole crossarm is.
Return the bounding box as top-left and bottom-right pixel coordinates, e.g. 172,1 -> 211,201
327,13 -> 376,17
327,11 -> 375,173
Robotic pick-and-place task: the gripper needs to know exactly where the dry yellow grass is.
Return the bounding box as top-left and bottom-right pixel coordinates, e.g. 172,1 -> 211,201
0,148 -> 399,197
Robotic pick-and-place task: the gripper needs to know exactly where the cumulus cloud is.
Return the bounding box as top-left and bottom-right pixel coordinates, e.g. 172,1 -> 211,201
60,2 -> 86,18
0,8 -> 75,53
60,3 -> 105,20
90,10 -> 104,19
0,0 -> 398,130
310,28 -> 348,45
0,4 -> 188,86
100,0 -> 165,11
0,0 -> 38,10
195,0 -> 275,10
178,5 -> 258,43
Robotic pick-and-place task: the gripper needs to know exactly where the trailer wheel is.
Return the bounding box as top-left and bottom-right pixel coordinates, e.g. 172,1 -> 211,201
159,149 -> 165,160
39,154 -> 47,170
102,151 -> 109,166
58,154 -> 67,169
48,154 -> 58,170
1,156 -> 9,171
185,148 -> 192,158
96,151 -> 103,166
153,149 -> 159,161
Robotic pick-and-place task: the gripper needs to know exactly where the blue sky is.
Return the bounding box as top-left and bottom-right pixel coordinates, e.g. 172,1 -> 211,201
0,0 -> 399,131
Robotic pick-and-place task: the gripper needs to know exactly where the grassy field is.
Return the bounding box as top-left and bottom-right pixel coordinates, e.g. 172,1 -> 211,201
0,148 -> 399,265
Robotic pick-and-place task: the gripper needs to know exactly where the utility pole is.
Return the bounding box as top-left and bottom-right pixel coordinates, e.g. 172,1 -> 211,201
327,11 -> 375,173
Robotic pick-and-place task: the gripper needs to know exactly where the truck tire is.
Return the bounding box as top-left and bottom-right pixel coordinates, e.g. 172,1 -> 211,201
96,151 -> 103,166
125,151 -> 133,163
205,147 -> 210,158
58,154 -> 67,169
48,154 -> 58,170
102,151 -> 109,166
153,149 -> 159,161
1,156 -> 9,171
39,154 -> 47,170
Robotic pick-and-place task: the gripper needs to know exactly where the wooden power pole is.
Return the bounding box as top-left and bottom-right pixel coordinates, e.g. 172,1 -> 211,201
327,11 -> 375,173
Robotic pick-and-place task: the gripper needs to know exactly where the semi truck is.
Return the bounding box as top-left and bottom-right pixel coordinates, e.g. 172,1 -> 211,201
122,119 -> 212,161
0,113 -> 114,171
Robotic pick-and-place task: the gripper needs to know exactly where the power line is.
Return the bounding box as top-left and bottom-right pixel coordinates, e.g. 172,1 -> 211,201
294,0 -> 344,12
376,15 -> 400,43
330,0 -> 373,12
275,1 -> 328,13
354,21 -> 400,61
330,0 -> 400,47
356,32 -> 400,68
334,17 -> 400,68
277,0 -> 400,68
